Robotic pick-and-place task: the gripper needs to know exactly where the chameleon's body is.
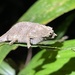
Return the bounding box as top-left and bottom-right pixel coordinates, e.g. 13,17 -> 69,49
0,22 -> 56,48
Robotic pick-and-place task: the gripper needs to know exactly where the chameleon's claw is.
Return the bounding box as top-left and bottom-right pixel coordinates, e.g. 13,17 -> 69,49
51,33 -> 57,39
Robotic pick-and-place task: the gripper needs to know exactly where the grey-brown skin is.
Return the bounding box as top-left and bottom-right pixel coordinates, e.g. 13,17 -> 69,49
0,22 -> 57,48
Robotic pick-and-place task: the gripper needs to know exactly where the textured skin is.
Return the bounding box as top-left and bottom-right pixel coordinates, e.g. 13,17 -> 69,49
0,22 -> 56,48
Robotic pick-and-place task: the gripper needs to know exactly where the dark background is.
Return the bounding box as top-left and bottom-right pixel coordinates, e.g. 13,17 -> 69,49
0,0 -> 36,35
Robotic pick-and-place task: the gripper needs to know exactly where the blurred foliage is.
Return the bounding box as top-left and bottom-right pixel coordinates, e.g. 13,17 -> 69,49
0,0 -> 75,75
18,0 -> 75,24
0,61 -> 15,75
19,40 -> 75,75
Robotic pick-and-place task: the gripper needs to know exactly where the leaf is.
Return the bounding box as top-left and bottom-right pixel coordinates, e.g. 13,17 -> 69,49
61,39 -> 75,50
0,43 -> 18,64
18,0 -> 75,24
0,40 -> 58,64
0,61 -> 15,75
18,39 -> 75,75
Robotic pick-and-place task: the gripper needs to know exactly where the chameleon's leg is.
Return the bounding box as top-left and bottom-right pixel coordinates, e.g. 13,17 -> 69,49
9,39 -> 17,45
26,37 -> 31,48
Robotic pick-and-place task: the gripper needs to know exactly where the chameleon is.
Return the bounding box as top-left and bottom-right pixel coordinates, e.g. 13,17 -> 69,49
0,22 -> 57,48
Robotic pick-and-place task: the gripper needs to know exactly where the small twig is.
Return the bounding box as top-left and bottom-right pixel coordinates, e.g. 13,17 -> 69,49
58,36 -> 68,42
25,47 -> 32,66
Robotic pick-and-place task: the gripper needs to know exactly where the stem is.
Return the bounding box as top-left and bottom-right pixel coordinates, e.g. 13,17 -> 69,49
25,47 -> 32,66
19,47 -> 32,70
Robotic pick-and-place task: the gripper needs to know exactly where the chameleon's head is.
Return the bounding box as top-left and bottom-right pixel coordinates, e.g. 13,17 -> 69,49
45,26 -> 57,39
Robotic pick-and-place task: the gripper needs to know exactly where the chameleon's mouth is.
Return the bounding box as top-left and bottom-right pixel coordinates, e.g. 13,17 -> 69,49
50,33 -> 57,39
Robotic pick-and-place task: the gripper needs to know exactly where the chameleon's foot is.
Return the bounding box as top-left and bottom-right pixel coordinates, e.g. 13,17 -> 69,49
27,44 -> 31,49
9,39 -> 17,45
26,37 -> 31,48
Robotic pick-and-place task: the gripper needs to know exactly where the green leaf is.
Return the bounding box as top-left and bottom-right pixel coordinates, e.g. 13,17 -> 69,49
18,39 -> 75,75
18,0 -> 75,24
0,43 -> 18,64
61,39 -> 75,50
0,61 -> 15,75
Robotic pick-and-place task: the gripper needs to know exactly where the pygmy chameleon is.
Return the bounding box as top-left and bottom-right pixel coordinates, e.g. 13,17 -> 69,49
0,22 -> 57,48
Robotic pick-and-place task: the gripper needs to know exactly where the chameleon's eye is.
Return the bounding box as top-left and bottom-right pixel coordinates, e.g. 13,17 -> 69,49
50,32 -> 52,34
50,32 -> 53,35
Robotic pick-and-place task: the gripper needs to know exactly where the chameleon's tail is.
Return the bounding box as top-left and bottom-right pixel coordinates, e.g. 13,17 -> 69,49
0,36 -> 7,43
